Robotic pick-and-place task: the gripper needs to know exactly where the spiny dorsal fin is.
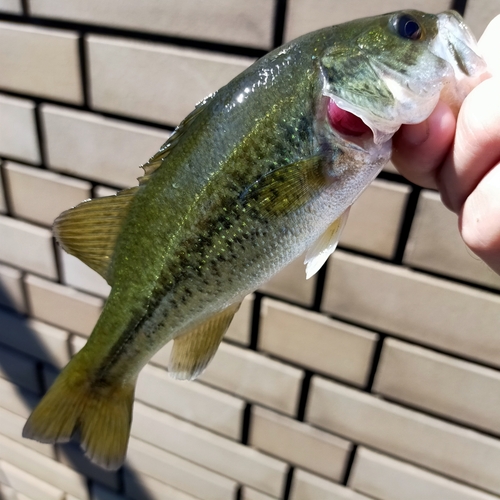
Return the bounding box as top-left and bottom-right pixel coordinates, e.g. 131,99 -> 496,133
53,187 -> 139,284
168,301 -> 241,380
304,207 -> 350,279
139,93 -> 216,185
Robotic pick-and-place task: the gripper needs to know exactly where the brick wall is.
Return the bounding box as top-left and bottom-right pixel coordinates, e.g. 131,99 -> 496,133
1,1 -> 500,499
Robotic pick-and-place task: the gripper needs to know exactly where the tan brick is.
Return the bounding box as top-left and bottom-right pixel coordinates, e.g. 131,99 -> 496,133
0,22 -> 82,103
0,405 -> 56,458
340,179 -> 410,258
0,263 -> 26,313
199,341 -> 303,416
259,299 -> 377,387
225,294 -> 253,345
290,469 -> 370,500
350,447 -> 500,500
241,486 -> 278,500
465,0 -> 500,37
250,405 -> 351,480
4,162 -> 91,227
136,363 -> 244,440
284,0 -> 452,41
373,338 -> 500,436
404,190 -> 500,290
0,216 -> 57,279
0,0 -> 21,13
126,437 -> 237,500
25,274 -> 103,336
322,251 -> 500,367
0,377 -> 37,418
87,35 -> 253,125
57,443 -> 119,492
30,0 -> 275,49
0,94 -> 40,164
0,460 -> 64,500
306,376 -> 500,495
0,309 -> 70,368
59,250 -> 110,298
124,469 -> 202,500
0,434 -> 88,499
259,254 -> 315,307
42,104 -> 166,188
132,402 -> 287,497
0,344 -> 38,392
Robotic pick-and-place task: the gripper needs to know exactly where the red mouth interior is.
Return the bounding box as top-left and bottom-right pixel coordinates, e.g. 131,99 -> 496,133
327,99 -> 371,137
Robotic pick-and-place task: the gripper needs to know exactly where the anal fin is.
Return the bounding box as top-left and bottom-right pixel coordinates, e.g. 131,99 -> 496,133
168,302 -> 241,380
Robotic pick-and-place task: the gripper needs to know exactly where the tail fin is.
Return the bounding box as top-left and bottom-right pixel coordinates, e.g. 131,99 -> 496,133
23,358 -> 135,470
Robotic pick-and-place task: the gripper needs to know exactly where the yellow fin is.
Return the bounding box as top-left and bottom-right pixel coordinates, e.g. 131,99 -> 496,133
304,207 -> 350,279
168,302 -> 241,380
53,187 -> 138,284
23,354 -> 135,471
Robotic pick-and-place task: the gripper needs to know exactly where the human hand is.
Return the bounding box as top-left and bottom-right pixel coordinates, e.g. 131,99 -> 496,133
392,15 -> 500,275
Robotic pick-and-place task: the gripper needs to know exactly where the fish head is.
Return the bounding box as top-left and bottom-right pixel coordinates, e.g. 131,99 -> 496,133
319,10 -> 488,145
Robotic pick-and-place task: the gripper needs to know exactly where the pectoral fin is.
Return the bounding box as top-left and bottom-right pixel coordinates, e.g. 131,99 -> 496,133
53,187 -> 139,284
168,302 -> 241,380
304,208 -> 350,279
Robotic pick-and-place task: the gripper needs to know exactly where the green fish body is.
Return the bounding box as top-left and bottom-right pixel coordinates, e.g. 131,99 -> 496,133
23,10 -> 487,469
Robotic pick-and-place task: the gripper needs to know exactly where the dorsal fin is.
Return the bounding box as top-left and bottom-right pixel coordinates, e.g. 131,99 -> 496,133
138,93 -> 215,185
53,187 -> 139,284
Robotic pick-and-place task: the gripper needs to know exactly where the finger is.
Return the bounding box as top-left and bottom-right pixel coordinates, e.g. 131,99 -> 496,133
459,162 -> 500,274
438,77 -> 500,212
478,14 -> 500,76
391,100 -> 455,189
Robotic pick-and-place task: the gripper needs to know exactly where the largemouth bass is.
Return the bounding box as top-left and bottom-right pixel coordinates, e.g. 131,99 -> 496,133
23,10 -> 487,469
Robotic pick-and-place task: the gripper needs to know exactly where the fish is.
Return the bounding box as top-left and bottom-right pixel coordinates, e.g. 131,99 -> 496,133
23,10 -> 487,470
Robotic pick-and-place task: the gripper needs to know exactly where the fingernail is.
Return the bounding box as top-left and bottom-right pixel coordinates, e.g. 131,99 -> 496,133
401,120 -> 430,146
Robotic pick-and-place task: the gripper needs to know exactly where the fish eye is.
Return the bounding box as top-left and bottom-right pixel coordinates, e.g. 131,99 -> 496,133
394,14 -> 422,41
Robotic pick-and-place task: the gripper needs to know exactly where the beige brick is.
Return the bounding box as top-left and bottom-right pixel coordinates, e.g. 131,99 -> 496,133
259,299 -> 377,387
373,338 -> 500,436
124,469 -> 201,500
30,0 -> 275,49
306,376 -> 500,495
199,341 -> 303,416
25,274 -> 103,336
0,434 -> 88,499
340,179 -> 410,258
0,344 -> 38,392
136,363 -> 244,440
42,104 -> 166,188
0,460 -> 64,500
241,486 -> 278,500
290,469 -> 370,500
224,294 -> 253,345
0,22 -> 82,104
404,190 -> 500,290
284,0 -> 452,41
250,406 -> 351,481
259,254 -> 315,307
0,0 -> 21,13
350,447 -> 500,500
0,377 -> 37,418
0,309 -> 70,368
0,94 -> 40,164
0,216 -> 57,279
0,483 -> 17,500
0,405 -> 56,458
87,35 -> 253,125
0,263 -> 26,313
94,186 -> 117,198
0,168 -> 6,214
322,252 -> 500,368
132,402 -> 287,497
59,250 -> 110,298
465,0 -> 500,37
126,437 -> 237,500
4,162 -> 91,227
